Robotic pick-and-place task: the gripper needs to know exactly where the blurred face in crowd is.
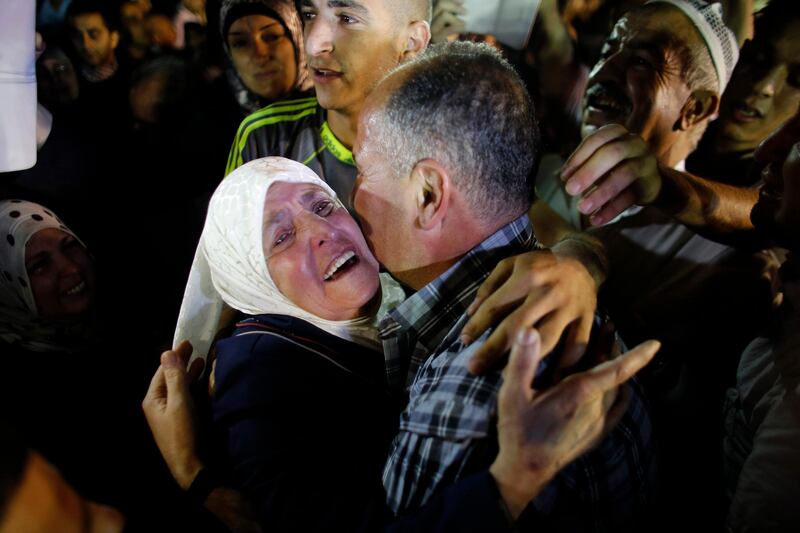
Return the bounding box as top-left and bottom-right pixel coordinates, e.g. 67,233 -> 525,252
263,182 -> 380,320
751,107 -> 800,250
580,7 -> 701,162
130,0 -> 151,13
68,13 -> 119,67
716,19 -> 800,154
119,1 -> 150,49
25,229 -> 96,320
0,452 -> 124,533
227,15 -> 297,101
145,14 -> 177,48
182,0 -> 205,15
37,48 -> 80,107
130,74 -> 166,126
299,0 -> 413,117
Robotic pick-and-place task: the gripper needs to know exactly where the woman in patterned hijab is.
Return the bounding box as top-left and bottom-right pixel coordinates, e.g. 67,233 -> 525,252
219,0 -> 312,113
0,200 -> 96,352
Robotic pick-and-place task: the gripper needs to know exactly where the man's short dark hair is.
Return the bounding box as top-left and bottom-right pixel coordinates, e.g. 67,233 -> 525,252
67,0 -> 120,32
371,41 -> 540,221
0,424 -> 28,523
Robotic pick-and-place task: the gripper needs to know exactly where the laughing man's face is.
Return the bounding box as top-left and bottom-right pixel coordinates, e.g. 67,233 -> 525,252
581,8 -> 699,160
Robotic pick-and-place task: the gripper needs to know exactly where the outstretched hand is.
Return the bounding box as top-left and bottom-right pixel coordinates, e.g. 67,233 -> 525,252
489,328 -> 660,518
562,124 -> 662,226
142,340 -> 205,490
463,250 -> 597,375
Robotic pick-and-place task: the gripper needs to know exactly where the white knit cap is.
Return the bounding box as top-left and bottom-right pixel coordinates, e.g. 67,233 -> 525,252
646,0 -> 739,93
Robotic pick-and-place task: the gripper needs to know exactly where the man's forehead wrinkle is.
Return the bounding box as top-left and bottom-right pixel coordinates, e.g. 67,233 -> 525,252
625,11 -> 700,71
628,36 -> 675,64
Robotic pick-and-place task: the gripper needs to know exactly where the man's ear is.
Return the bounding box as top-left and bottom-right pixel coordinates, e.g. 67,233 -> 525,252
678,89 -> 719,130
411,159 -> 449,230
110,30 -> 120,51
402,20 -> 431,61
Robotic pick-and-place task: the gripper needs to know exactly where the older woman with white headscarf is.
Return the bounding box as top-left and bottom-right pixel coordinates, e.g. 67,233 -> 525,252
168,156 -> 405,531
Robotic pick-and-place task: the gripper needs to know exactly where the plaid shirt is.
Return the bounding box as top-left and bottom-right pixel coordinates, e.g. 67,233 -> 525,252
380,215 -> 657,529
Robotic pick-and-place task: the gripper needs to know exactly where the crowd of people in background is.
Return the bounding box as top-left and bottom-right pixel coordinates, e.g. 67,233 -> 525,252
1,0 -> 799,532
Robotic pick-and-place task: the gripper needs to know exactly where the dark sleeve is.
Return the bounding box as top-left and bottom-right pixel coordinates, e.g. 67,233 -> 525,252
376,471 -> 514,533
213,332 -> 515,533
225,112 -> 273,176
213,331 -> 388,531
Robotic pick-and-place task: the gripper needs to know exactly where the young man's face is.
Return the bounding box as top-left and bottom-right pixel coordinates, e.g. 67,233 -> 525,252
68,13 -> 119,68
717,19 -> 800,154
580,8 -> 698,161
299,0 -> 407,117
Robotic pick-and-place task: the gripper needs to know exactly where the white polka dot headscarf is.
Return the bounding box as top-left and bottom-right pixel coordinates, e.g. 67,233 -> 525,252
0,200 -> 88,352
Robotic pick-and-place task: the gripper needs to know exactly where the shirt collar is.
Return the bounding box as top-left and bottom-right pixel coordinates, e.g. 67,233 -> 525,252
320,121 -> 354,165
379,213 -> 535,393
80,58 -> 118,83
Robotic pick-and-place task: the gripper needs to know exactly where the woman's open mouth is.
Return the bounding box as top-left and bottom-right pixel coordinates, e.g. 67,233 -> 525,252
323,251 -> 359,281
63,280 -> 87,297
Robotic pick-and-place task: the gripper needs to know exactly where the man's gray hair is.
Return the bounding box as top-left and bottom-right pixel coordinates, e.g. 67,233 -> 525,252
369,41 -> 539,222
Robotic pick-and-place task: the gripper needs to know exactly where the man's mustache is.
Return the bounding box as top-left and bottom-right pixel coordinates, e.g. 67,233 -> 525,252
585,83 -> 632,113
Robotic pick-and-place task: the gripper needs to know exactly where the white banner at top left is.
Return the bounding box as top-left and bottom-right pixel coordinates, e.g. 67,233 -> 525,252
0,0 -> 37,172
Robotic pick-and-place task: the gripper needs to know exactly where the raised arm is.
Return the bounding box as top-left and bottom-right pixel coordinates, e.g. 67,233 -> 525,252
489,328 -> 660,517
142,342 -> 262,533
655,164 -> 758,237
461,200 -> 607,375
561,124 -> 761,245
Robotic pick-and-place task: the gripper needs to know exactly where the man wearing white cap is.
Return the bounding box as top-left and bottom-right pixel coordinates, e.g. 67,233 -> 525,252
530,0 -> 778,527
540,0 -> 740,226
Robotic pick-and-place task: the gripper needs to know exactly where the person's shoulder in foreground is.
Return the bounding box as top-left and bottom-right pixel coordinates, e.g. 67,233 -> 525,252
225,93 -> 321,175
212,314 -> 398,532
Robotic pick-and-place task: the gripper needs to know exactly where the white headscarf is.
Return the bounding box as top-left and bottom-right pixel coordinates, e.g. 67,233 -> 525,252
174,157 -> 405,364
0,200 -> 89,352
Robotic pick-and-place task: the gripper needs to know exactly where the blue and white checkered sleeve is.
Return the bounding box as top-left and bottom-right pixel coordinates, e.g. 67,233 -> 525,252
382,338 -> 503,515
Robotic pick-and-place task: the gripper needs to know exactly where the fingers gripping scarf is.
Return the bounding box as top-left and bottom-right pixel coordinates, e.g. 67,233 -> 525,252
174,157 -> 404,364
0,200 -> 88,352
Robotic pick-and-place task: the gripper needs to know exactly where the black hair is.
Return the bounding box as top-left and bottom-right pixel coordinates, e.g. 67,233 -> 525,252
754,0 -> 800,37
67,0 -> 121,32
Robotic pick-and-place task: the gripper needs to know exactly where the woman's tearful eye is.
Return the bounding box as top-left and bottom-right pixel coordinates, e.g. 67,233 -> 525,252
313,200 -> 334,217
274,229 -> 293,248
